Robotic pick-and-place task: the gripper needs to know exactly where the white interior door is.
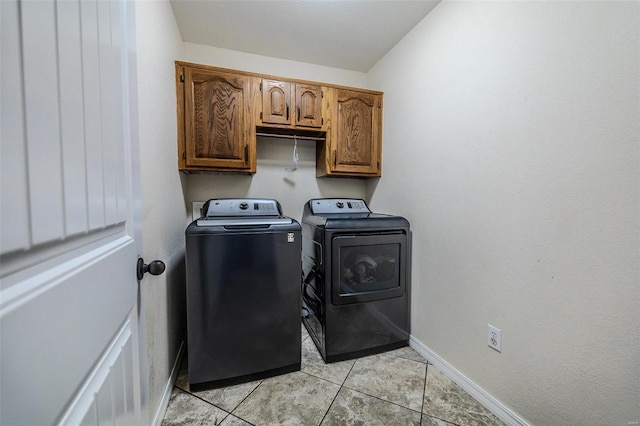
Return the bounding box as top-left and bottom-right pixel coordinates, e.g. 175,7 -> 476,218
0,0 -> 146,424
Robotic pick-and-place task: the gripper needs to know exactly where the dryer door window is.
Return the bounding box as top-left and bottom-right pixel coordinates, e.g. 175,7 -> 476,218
331,233 -> 407,305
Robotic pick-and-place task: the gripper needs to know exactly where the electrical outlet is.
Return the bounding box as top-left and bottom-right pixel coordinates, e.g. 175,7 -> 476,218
488,324 -> 502,352
192,201 -> 205,221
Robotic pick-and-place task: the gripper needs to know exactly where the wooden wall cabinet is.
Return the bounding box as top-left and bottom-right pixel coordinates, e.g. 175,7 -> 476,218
177,64 -> 258,173
317,88 -> 383,177
176,61 -> 382,177
260,79 -> 323,129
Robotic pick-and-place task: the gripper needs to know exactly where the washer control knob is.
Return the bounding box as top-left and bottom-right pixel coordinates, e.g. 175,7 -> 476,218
336,201 -> 344,208
239,202 -> 249,210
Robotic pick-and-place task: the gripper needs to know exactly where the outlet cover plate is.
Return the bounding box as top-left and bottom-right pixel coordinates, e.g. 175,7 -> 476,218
488,324 -> 502,352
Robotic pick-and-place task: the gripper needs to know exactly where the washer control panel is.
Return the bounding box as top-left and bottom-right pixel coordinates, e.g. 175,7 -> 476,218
308,198 -> 370,214
202,199 -> 281,217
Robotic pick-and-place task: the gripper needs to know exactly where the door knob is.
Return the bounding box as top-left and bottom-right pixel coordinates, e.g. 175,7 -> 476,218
137,258 -> 166,280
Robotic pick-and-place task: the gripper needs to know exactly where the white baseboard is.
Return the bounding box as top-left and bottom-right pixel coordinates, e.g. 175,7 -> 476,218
151,341 -> 186,426
409,336 -> 529,426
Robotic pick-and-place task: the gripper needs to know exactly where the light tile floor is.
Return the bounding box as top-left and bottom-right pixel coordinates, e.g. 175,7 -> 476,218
162,326 -> 505,426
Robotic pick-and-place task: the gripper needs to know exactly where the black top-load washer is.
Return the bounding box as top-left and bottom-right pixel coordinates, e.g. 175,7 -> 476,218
185,198 -> 301,389
301,198 -> 411,362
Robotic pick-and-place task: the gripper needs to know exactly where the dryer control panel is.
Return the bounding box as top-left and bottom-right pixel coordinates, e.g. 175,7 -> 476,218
308,198 -> 371,214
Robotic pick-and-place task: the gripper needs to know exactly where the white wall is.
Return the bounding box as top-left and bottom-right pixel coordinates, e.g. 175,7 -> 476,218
178,43 -> 371,221
367,2 -> 639,425
182,42 -> 368,89
135,1 -> 187,423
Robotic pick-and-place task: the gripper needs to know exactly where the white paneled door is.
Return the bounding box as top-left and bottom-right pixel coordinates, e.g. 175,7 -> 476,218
1,0 -> 146,424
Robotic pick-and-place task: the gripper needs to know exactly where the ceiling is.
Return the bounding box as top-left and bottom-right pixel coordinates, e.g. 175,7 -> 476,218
170,0 -> 440,72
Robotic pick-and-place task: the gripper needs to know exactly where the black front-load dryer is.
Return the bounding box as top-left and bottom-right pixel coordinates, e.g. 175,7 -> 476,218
301,198 -> 411,362
185,198 -> 301,389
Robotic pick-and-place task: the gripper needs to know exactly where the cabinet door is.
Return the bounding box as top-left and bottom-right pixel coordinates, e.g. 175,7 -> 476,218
333,89 -> 381,176
184,68 -> 254,170
262,79 -> 292,125
295,84 -> 322,128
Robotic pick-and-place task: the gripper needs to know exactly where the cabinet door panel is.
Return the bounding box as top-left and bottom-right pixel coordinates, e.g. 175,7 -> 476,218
334,90 -> 380,175
262,79 -> 291,125
295,84 -> 322,128
185,69 -> 252,169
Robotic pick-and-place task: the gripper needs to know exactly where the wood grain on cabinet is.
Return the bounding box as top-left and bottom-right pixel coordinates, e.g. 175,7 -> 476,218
178,65 -> 257,172
294,83 -> 322,128
176,61 -> 382,177
261,79 -> 291,126
261,79 -> 322,129
317,88 -> 382,177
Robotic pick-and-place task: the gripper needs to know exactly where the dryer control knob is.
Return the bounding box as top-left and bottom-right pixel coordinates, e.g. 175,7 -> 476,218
336,201 -> 344,208
239,202 -> 249,210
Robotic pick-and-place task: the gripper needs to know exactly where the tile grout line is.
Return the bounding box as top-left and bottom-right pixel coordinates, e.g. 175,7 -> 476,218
175,380 -> 262,426
420,362 -> 429,425
300,369 -> 349,387
338,353 -> 427,420
420,365 -> 463,426
223,380 -> 265,425
340,382 -> 426,417
316,357 -> 359,425
310,346 -> 432,422
338,350 -> 429,415
316,385 -> 341,425
172,385 -> 235,425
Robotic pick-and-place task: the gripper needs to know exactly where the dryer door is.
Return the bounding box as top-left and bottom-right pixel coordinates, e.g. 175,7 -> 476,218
331,233 -> 407,305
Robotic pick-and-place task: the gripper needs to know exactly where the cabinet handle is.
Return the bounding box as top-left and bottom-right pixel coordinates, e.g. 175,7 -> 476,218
286,103 -> 289,120
297,104 -> 301,122
244,144 -> 249,163
333,150 -> 337,168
